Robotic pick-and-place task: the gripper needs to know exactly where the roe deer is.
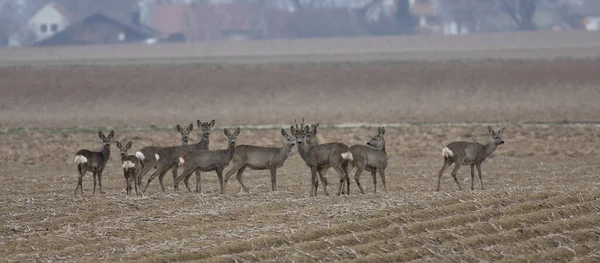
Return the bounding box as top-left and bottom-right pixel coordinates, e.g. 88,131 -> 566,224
348,127 -> 388,194
73,130 -> 114,195
174,127 -> 240,194
116,141 -> 144,196
436,126 -> 505,191
135,123 -> 194,188
140,120 -> 215,192
223,128 -> 296,192
291,122 -> 353,197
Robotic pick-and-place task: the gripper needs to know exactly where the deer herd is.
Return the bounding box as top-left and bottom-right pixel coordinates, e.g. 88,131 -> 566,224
73,119 -> 506,197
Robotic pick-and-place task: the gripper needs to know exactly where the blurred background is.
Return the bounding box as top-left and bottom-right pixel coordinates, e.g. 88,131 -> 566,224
1,0 -> 600,47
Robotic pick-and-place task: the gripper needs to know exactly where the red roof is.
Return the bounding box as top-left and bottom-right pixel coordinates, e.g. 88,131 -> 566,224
50,2 -> 77,21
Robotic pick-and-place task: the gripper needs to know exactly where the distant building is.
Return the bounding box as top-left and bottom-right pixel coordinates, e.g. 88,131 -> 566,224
36,12 -> 160,46
9,1 -> 76,46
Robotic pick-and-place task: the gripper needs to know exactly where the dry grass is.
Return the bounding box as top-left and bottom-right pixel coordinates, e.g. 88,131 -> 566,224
1,58 -> 600,129
1,125 -> 600,262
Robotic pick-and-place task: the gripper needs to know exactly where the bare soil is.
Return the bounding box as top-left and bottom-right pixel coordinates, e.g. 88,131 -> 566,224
1,58 -> 600,129
1,37 -> 600,261
1,124 -> 600,262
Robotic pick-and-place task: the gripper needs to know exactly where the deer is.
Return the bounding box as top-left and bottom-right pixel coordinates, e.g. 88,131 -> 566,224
436,126 -> 505,192
223,128 -> 296,193
116,141 -> 145,196
291,121 -> 353,197
174,127 -> 240,194
347,127 -> 388,194
73,130 -> 114,195
139,120 -> 215,192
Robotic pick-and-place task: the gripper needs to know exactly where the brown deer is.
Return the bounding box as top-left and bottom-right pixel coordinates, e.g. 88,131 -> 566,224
291,121 -> 353,197
139,120 -> 215,192
348,127 -> 388,194
116,141 -> 144,196
174,127 -> 240,194
223,128 -> 296,192
73,130 -> 114,195
135,123 -> 194,189
436,126 -> 505,191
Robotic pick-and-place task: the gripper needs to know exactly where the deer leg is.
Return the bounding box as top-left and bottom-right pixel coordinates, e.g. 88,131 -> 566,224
470,164 -> 475,191
125,173 -> 131,196
224,162 -> 244,183
98,171 -> 105,194
450,157 -> 463,191
353,162 -> 366,194
333,166 -> 346,196
436,159 -> 453,191
75,166 -> 86,195
137,159 -> 154,188
216,167 -> 225,194
195,170 -> 201,193
270,167 -> 277,191
158,170 -> 168,192
92,172 -> 97,194
310,167 -> 318,197
371,171 -> 377,193
172,166 -> 179,191
344,162 -> 351,195
476,162 -> 484,190
174,167 -> 194,193
143,166 -> 170,193
379,169 -> 387,193
317,168 -> 328,196
234,166 -> 248,193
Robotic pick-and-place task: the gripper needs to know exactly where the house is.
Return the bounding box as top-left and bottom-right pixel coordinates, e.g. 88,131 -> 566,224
9,1 -> 76,46
152,2 -> 267,42
36,12 -> 160,46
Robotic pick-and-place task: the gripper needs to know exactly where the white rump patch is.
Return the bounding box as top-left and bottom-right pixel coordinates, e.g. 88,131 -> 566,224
155,153 -> 160,161
74,155 -> 88,165
122,160 -> 135,170
442,147 -> 454,158
178,157 -> 185,166
135,151 -> 145,161
341,152 -> 353,161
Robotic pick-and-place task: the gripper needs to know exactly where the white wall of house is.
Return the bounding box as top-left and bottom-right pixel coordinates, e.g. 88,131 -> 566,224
584,17 -> 600,31
27,3 -> 71,42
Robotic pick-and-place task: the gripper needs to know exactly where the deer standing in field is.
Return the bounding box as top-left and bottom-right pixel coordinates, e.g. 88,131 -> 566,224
139,120 -> 215,192
116,141 -> 145,196
174,127 -> 240,194
136,123 -> 194,188
348,127 -> 388,194
291,121 -> 353,197
223,128 -> 296,192
73,131 -> 114,195
436,126 -> 505,191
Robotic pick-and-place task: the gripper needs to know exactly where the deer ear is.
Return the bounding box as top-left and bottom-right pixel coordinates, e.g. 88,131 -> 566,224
196,120 -> 202,128
188,123 -> 194,131
488,126 -> 494,134
304,125 -> 310,134
224,128 -> 230,137
497,127 -> 505,135
235,127 -> 240,136
290,126 -> 296,135
99,131 -> 105,140
126,141 -> 133,150
116,141 -> 122,148
281,128 -> 287,136
380,127 -> 385,135
209,119 -> 215,128
108,131 -> 114,139
176,124 -> 183,133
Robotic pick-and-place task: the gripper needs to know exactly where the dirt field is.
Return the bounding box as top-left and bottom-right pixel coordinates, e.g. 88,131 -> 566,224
1,124 -> 600,262
2,33 -> 600,261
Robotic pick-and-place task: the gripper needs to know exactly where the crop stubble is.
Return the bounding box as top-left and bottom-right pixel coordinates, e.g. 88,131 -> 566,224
1,50 -> 599,262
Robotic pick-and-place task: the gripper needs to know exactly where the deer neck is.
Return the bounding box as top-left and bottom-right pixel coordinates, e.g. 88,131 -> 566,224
483,140 -> 497,158
278,143 -> 293,162
227,142 -> 236,160
199,135 -> 210,149
181,139 -> 189,145
101,144 -> 111,163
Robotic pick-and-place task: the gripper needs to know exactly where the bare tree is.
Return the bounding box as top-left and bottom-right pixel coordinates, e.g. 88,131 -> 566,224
500,0 -> 538,31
